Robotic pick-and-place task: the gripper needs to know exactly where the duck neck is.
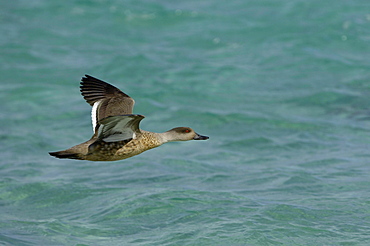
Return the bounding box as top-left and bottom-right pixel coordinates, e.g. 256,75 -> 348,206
158,131 -> 178,143
157,132 -> 175,144
139,130 -> 172,146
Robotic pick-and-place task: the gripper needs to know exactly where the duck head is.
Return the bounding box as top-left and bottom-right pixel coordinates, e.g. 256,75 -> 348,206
165,127 -> 209,142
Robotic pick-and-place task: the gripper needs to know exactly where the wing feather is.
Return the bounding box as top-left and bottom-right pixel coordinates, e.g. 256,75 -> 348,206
96,114 -> 145,142
79,75 -> 136,132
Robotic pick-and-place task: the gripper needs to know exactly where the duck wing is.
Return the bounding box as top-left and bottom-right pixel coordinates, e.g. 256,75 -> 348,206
80,75 -> 135,132
96,114 -> 145,142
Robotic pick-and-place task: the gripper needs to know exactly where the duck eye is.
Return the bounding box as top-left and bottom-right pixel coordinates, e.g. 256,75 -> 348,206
184,129 -> 190,133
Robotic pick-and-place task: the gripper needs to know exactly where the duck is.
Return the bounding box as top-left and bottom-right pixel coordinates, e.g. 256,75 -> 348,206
49,75 -> 209,161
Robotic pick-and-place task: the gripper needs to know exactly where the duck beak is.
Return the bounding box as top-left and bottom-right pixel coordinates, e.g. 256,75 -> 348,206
193,133 -> 209,140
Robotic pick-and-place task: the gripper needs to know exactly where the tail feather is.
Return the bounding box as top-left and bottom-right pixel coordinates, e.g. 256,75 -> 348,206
49,151 -> 82,160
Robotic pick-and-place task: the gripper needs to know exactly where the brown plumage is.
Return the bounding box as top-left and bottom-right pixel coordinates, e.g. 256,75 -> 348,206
49,75 -> 209,161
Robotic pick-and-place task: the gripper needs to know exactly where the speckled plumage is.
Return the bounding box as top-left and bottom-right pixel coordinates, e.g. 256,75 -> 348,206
49,75 -> 209,161
83,130 -> 163,161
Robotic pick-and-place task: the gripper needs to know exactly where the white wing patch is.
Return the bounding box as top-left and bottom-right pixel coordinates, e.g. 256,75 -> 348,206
91,100 -> 101,131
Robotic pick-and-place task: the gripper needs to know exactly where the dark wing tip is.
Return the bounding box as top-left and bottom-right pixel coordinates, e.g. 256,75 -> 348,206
79,75 -> 131,106
81,74 -> 106,85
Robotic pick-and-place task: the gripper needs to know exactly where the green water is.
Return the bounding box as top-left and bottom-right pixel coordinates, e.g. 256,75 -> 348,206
1,0 -> 370,245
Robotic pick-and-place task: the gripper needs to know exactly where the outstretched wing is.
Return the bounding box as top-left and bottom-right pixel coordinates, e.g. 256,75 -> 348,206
80,75 -> 135,132
96,114 -> 145,142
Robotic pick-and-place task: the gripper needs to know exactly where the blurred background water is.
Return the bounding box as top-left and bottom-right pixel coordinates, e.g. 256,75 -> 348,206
1,0 -> 370,245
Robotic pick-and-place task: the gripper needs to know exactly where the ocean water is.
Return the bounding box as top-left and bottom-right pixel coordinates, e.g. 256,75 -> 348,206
1,0 -> 370,245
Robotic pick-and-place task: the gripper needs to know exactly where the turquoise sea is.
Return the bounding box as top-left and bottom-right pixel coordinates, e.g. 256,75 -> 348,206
1,0 -> 370,245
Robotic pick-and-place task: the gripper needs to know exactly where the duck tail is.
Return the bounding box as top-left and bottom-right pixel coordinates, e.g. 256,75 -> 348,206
49,150 -> 82,160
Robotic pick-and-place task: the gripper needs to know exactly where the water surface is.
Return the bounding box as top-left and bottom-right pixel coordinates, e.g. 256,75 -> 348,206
1,0 -> 370,245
